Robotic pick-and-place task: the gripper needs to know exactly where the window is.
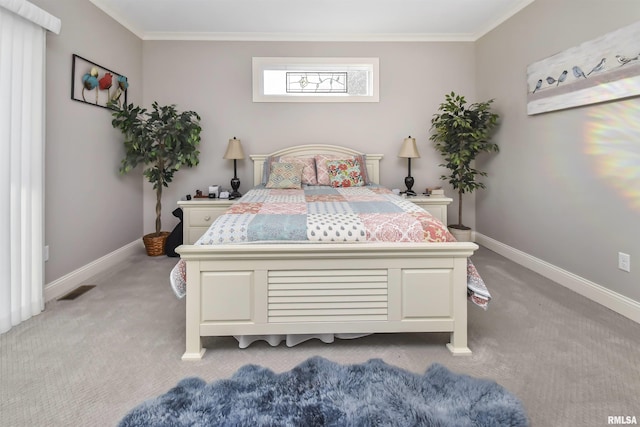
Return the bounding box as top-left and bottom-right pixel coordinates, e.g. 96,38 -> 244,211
253,57 -> 379,102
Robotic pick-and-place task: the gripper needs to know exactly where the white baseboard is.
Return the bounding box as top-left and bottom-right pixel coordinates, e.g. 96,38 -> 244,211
44,239 -> 143,302
475,233 -> 640,324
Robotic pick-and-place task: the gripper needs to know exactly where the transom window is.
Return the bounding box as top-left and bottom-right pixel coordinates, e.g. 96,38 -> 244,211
253,57 -> 379,102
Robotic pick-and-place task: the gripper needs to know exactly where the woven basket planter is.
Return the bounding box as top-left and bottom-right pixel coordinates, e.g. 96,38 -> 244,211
142,231 -> 170,256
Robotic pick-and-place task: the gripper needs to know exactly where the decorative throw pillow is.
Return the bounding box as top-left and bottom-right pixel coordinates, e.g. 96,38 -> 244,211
279,156 -> 317,185
265,162 -> 304,189
327,159 -> 364,188
315,154 -> 369,186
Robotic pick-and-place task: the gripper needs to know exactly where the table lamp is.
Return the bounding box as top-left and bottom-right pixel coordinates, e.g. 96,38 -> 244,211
223,137 -> 245,198
398,136 -> 420,196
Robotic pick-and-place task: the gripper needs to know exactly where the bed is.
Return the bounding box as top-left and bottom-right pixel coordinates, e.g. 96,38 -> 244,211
173,144 -> 486,360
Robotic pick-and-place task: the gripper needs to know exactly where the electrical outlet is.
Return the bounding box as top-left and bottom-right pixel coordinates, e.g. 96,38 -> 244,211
44,245 -> 49,262
618,252 -> 630,272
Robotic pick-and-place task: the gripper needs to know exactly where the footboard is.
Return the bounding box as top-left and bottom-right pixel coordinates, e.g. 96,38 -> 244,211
176,242 -> 478,360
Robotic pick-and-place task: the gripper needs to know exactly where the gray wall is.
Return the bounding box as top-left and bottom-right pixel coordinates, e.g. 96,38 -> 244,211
475,0 -> 640,302
141,41 -> 476,234
33,0 -> 640,309
31,0 -> 143,283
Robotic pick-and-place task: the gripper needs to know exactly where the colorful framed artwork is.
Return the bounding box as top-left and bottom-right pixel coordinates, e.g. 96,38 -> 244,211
527,21 -> 640,115
71,54 -> 128,109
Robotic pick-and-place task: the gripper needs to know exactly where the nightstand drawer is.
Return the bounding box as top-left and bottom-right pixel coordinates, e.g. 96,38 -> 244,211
189,208 -> 225,227
178,199 -> 236,245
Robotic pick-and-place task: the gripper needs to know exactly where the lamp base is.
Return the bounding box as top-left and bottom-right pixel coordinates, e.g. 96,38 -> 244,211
230,177 -> 241,199
403,176 -> 415,197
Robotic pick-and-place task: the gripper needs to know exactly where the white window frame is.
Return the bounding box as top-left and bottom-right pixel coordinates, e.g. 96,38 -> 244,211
252,57 -> 379,103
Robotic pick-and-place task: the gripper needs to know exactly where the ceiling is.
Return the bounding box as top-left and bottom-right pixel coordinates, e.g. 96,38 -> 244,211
88,0 -> 535,41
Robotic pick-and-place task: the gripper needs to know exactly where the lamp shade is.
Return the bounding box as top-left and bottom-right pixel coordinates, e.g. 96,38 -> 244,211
223,137 -> 245,160
398,136 -> 420,158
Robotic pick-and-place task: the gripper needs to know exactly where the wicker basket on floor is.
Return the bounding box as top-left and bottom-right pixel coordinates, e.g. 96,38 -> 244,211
142,231 -> 170,256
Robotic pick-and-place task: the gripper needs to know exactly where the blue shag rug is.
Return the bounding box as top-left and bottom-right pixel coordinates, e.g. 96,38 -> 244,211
119,356 -> 529,426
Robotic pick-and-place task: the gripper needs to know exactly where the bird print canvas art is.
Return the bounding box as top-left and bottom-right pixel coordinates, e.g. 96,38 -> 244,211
526,20 -> 640,115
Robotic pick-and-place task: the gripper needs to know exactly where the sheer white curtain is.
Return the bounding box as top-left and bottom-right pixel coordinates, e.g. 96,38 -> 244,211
0,0 -> 60,334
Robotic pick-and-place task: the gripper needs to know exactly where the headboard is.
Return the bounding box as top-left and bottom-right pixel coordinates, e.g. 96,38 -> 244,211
250,144 -> 383,186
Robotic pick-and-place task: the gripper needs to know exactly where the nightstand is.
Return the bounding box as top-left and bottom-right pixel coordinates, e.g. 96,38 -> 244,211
177,199 -> 236,244
408,195 -> 452,225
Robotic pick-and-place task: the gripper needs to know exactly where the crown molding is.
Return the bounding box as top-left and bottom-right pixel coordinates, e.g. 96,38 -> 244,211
89,0 -> 535,43
141,32 -> 477,42
474,0 -> 535,39
88,0 -> 145,39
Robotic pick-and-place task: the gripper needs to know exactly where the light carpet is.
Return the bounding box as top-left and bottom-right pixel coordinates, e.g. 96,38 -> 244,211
1,246 -> 638,427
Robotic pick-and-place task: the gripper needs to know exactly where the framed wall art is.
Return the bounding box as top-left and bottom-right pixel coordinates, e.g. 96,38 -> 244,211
527,21 -> 640,115
71,54 -> 128,109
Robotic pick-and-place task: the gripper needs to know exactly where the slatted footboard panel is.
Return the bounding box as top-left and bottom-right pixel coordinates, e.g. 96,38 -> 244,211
268,269 -> 388,322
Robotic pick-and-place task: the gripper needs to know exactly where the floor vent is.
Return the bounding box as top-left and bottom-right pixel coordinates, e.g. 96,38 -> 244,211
58,285 -> 96,301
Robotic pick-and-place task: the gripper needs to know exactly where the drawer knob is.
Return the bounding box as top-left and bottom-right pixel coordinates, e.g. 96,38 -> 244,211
204,215 -> 211,221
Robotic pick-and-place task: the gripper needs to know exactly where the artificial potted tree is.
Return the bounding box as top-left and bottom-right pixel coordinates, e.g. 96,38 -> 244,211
429,92 -> 499,241
109,101 -> 202,255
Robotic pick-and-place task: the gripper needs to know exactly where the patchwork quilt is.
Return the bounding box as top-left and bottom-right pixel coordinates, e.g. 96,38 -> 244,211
170,186 -> 491,309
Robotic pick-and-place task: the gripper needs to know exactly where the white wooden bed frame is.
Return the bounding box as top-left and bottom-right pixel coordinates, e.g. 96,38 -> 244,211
176,144 -> 478,360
